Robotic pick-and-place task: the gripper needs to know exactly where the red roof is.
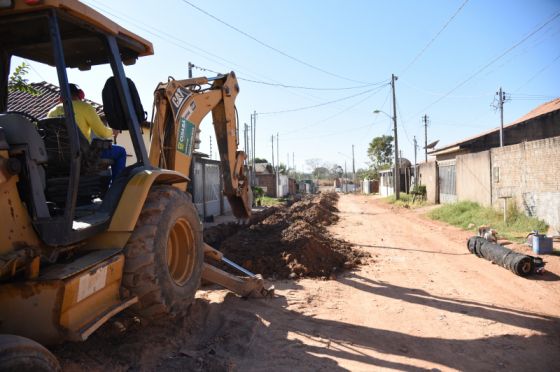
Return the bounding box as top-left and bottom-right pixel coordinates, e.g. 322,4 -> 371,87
7,81 -> 104,119
431,97 -> 560,154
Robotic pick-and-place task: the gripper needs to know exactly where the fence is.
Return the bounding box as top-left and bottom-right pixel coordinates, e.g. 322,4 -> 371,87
418,136 -> 560,234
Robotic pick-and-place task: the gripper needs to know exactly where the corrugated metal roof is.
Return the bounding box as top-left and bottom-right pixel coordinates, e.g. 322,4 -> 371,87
7,81 -> 104,119
431,97 -> 560,154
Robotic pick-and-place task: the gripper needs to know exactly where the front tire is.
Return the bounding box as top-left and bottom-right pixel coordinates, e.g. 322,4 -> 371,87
122,185 -> 203,319
0,335 -> 60,372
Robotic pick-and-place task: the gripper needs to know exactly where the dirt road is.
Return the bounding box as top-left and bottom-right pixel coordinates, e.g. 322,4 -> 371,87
56,194 -> 560,371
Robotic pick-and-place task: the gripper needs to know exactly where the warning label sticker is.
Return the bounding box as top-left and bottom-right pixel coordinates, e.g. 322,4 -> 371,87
177,118 -> 195,156
77,266 -> 108,302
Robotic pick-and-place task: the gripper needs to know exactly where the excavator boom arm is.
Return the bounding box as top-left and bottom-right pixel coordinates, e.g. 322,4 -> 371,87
149,72 -> 251,218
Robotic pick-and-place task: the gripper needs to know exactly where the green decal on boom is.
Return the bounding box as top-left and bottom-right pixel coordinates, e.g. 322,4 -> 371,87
177,118 -> 195,156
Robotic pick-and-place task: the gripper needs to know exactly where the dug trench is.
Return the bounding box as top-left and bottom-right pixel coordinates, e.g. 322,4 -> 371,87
53,192 -> 369,371
205,192 -> 368,279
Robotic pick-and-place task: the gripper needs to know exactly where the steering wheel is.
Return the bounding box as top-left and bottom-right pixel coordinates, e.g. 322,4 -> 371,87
6,111 -> 41,124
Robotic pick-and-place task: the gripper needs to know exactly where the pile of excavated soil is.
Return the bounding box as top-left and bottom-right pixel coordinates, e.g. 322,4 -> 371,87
211,192 -> 368,279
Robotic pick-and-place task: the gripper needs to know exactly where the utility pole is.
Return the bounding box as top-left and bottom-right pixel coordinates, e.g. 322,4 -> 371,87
391,73 -> 400,200
423,114 -> 429,162
413,136 -> 418,187
276,133 -> 280,197
497,87 -> 507,147
251,111 -> 257,185
244,123 -> 248,156
209,136 -> 212,159
188,62 -> 193,78
352,144 -> 356,189
271,135 -> 274,170
344,160 -> 347,193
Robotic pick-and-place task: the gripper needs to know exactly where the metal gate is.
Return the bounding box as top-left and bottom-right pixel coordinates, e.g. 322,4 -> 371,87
192,158 -> 230,219
438,159 -> 457,203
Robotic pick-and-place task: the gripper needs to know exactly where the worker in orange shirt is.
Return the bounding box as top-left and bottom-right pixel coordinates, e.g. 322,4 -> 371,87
48,83 -> 126,182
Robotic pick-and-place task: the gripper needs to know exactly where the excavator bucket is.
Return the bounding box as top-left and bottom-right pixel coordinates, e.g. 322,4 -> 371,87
202,244 -> 274,298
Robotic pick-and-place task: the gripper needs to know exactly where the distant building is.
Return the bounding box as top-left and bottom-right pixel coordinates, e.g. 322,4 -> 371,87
419,98 -> 560,233
430,98 -> 560,161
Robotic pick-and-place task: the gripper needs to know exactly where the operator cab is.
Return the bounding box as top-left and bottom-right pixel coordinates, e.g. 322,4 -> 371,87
0,0 -> 153,246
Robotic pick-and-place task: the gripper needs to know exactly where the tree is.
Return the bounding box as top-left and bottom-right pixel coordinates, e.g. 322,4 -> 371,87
356,168 -> 376,180
254,157 -> 268,163
331,164 -> 344,178
8,62 -> 40,96
367,135 -> 393,172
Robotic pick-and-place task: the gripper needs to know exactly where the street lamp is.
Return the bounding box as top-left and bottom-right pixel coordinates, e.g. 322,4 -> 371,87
373,109 -> 400,200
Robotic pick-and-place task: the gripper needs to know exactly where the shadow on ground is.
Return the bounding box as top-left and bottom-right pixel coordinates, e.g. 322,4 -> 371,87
53,277 -> 560,371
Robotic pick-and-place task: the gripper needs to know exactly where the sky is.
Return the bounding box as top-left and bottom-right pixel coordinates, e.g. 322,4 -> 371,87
12,0 -> 560,173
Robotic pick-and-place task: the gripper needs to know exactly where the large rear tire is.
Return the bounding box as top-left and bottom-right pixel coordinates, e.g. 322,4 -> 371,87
122,185 -> 204,319
0,335 -> 60,372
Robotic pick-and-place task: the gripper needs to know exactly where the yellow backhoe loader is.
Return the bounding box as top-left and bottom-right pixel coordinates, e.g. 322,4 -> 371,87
0,1 -> 269,370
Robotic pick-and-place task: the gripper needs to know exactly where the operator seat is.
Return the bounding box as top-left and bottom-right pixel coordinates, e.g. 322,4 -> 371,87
0,113 -> 50,218
38,117 -> 113,208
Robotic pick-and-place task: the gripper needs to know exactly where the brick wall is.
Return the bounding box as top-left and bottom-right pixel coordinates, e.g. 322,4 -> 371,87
491,136 -> 560,234
255,173 -> 276,197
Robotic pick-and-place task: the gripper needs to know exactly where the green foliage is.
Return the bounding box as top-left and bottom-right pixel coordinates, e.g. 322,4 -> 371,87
356,168 -> 377,180
411,185 -> 426,196
385,193 -> 428,208
261,196 -> 282,206
254,158 -> 268,163
367,135 -> 393,172
8,62 -> 40,96
252,186 -> 264,206
428,201 -> 548,242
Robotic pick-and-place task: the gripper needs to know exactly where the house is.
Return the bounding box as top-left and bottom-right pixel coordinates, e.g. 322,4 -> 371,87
430,98 -> 560,161
8,81 -> 104,118
254,162 -> 291,197
419,98 -> 560,233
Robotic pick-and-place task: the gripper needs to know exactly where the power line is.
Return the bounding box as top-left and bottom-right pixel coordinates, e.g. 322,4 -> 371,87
280,84 -> 389,136
180,0 -> 371,84
282,122 -> 374,142
238,77 -> 389,91
401,0 -> 470,75
190,63 -> 389,91
406,8 -> 560,121
87,1 -> 341,106
258,86 -> 387,115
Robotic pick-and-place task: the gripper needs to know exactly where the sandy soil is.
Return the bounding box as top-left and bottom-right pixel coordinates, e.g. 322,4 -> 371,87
54,194 -> 560,371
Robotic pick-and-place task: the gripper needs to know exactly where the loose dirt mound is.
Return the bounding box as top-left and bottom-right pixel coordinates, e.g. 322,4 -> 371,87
215,192 -> 368,279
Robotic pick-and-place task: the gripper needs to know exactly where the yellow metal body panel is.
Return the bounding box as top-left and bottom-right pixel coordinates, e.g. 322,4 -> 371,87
0,252 -> 126,345
0,153 -> 41,255
59,254 -> 123,332
0,0 -> 153,57
85,169 -> 187,250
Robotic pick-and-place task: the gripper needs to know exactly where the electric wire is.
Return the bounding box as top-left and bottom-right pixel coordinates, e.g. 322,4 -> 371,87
258,85 -> 387,115
401,0 -> 470,75
86,1 -> 345,105
190,64 -> 389,91
405,8 -> 560,121
515,54 -> 560,93
180,0 -> 371,84
280,84 -> 389,136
